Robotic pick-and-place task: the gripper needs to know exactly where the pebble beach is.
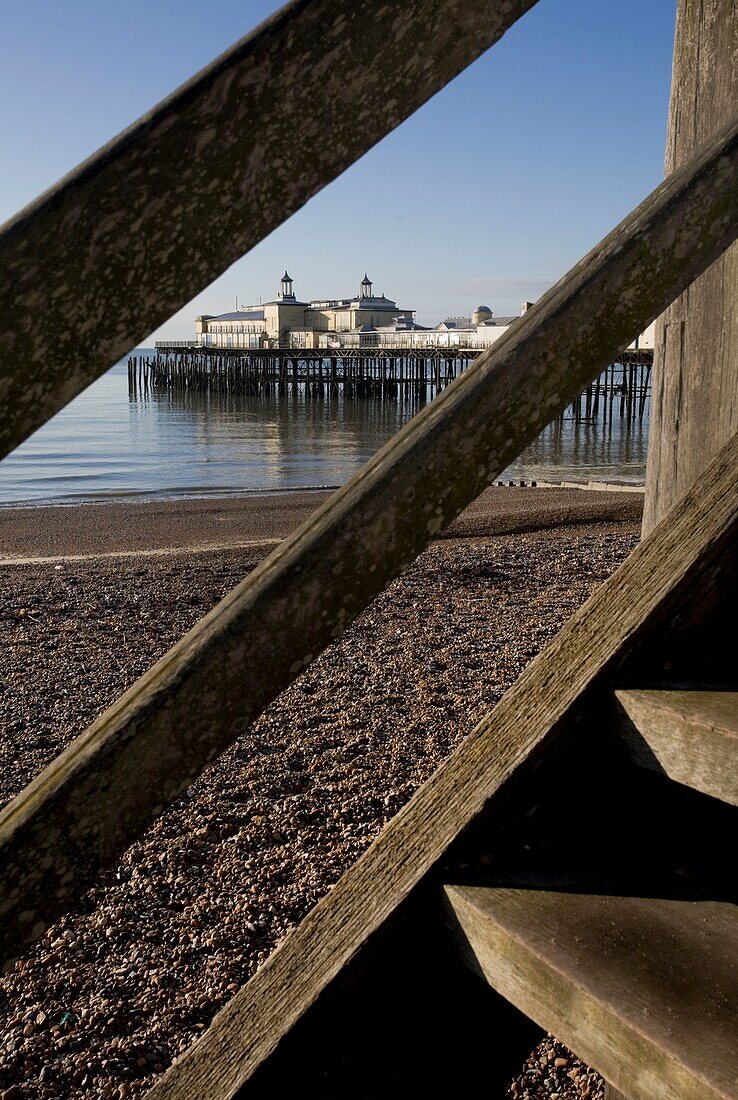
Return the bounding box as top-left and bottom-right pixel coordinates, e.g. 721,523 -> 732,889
0,486 -> 643,1099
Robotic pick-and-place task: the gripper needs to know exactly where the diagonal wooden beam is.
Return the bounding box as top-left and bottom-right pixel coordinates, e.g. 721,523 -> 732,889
0,0 -> 538,460
147,429 -> 738,1099
1,113 -> 737,977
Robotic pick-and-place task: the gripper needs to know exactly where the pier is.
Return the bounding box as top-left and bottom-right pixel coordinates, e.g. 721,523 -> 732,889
4,0 -> 737,1095
131,345 -> 652,423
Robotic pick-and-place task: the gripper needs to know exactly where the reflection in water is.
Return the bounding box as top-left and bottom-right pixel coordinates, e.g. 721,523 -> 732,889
0,358 -> 649,505
507,415 -> 648,485
126,378 -> 429,493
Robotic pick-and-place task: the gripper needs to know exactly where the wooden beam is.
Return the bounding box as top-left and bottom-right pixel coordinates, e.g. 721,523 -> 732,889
236,894 -> 544,1097
0,0 -> 538,460
613,689 -> 738,807
442,883 -> 738,1100
643,0 -> 738,533
2,115 -> 738,975
145,432 -> 738,1099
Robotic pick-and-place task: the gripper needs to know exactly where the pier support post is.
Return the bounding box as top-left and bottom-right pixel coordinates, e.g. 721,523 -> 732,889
643,0 -> 738,533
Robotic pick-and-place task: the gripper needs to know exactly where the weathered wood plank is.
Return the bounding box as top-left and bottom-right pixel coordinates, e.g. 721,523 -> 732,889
2,116 -> 738,976
0,0 -> 538,460
442,883 -> 738,1100
644,0 -> 738,532
145,434 -> 738,1098
614,689 -> 738,806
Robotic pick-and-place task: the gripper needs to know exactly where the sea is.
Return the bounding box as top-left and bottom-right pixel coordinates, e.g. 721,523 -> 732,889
0,354 -> 649,506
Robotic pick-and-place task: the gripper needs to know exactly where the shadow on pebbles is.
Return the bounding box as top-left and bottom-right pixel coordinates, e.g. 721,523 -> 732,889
0,522 -> 637,1099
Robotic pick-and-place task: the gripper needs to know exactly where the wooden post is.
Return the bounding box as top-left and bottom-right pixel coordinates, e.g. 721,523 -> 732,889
643,0 -> 738,533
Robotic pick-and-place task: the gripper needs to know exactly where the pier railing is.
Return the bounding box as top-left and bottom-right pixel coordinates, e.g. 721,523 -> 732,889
153,340 -> 201,349
0,1 -> 737,1095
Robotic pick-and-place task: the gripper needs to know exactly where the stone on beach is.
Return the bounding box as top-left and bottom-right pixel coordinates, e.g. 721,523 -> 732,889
0,492 -> 639,1098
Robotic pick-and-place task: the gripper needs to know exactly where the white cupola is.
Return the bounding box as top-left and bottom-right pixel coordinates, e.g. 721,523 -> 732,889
279,271 -> 295,300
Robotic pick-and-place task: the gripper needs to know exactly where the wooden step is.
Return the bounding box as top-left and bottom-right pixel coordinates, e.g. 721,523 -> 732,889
442,883 -> 738,1100
614,689 -> 738,806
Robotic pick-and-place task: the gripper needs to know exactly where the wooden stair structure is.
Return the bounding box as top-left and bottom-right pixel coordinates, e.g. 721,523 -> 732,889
443,716 -> 738,1100
0,1 -> 737,1098
445,880 -> 738,1100
614,689 -> 738,807
147,437 -> 738,1100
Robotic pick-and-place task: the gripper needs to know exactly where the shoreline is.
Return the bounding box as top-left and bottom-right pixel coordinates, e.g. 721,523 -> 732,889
0,484 -> 340,512
0,484 -> 643,563
0,475 -> 645,513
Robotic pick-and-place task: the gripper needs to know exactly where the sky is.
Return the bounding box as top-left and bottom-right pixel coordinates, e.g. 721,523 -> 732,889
0,0 -> 677,338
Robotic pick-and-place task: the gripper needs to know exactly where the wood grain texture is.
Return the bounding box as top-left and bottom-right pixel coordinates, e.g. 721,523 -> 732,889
145,434 -> 738,1099
0,0 -> 537,461
614,689 -> 738,806
2,117 -> 738,976
644,0 -> 738,533
443,883 -> 738,1100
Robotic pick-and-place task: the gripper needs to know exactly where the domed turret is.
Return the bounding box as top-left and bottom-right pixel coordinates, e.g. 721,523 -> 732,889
472,305 -> 493,326
279,271 -> 295,300
360,273 -> 373,298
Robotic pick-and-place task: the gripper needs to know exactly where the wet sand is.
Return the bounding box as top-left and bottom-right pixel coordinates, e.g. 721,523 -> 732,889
0,485 -> 642,563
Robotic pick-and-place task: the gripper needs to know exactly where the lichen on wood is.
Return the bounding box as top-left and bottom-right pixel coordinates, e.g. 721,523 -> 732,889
0,0 -> 536,460
1,113 -> 738,979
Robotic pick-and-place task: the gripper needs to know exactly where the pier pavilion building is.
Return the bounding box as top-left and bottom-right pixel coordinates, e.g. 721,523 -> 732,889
194,272 -> 655,352
195,272 -> 415,348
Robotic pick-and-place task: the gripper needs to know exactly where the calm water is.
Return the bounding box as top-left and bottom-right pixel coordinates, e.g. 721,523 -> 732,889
0,355 -> 649,505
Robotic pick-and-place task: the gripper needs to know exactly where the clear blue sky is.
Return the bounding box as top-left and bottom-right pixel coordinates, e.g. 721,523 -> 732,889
0,0 -> 676,337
